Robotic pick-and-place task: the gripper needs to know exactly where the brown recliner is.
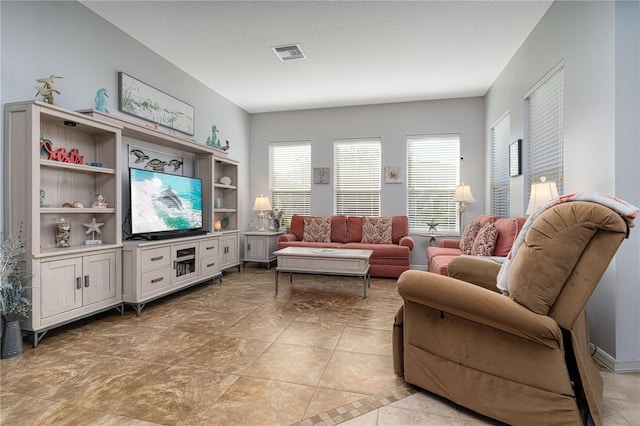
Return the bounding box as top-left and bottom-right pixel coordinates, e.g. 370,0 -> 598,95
393,201 -> 631,426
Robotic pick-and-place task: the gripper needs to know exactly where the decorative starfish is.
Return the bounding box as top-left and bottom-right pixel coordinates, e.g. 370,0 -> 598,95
83,217 -> 104,235
427,220 -> 439,232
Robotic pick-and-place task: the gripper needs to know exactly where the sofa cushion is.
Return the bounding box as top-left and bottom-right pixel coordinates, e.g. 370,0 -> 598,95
330,215 -> 348,243
429,254 -> 458,276
343,242 -> 409,258
459,221 -> 482,254
391,216 -> 409,244
303,217 -> 331,242
346,216 -> 363,242
290,215 -> 305,240
361,217 -> 393,244
427,246 -> 463,260
278,241 -> 343,250
290,215 -> 347,242
471,222 -> 498,256
493,217 -> 525,257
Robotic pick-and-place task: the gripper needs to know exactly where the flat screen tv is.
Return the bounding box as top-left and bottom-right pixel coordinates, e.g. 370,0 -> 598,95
129,168 -> 203,239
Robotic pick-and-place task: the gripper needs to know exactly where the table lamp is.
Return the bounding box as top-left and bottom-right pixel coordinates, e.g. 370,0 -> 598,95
453,184 -> 475,231
253,195 -> 271,232
526,176 -> 558,215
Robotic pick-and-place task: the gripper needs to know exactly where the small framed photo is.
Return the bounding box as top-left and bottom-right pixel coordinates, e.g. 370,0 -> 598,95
509,139 -> 522,177
314,167 -> 330,184
384,166 -> 402,184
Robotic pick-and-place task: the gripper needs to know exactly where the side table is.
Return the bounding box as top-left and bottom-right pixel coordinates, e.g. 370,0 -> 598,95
243,231 -> 284,268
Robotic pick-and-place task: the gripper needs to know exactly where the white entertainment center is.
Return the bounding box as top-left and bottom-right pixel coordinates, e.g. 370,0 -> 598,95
4,101 -> 241,345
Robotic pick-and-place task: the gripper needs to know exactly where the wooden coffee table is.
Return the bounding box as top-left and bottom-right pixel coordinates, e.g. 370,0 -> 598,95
273,247 -> 373,298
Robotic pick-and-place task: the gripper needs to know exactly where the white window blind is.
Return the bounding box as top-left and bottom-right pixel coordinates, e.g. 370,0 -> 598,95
407,134 -> 460,233
526,66 -> 564,203
491,113 -> 511,217
334,138 -> 381,216
269,141 -> 311,222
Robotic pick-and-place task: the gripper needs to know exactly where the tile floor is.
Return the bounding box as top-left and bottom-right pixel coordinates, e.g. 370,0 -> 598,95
1,266 -> 638,425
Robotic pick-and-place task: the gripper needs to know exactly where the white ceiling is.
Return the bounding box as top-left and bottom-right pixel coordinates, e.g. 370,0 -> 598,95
80,0 -> 552,113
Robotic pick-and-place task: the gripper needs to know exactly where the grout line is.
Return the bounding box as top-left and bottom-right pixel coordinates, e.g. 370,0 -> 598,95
291,383 -> 417,426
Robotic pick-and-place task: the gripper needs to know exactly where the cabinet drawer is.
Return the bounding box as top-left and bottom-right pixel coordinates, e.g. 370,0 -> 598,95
199,239 -> 219,258
141,268 -> 171,294
200,256 -> 220,276
141,247 -> 171,272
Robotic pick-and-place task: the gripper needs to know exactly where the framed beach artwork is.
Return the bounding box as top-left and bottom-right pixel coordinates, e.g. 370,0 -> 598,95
118,72 -> 195,136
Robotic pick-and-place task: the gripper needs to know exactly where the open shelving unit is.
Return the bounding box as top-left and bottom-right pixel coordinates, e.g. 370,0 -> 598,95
4,101 -> 124,346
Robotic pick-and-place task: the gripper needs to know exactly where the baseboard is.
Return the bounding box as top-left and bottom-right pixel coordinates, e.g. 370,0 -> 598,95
409,264 -> 428,271
590,343 -> 640,373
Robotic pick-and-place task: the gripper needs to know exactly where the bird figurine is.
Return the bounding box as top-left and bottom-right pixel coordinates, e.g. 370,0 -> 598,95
35,74 -> 62,104
94,88 -> 109,113
222,140 -> 230,151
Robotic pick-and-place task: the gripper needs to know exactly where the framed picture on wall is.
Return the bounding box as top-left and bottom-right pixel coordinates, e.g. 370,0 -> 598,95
314,167 -> 330,184
509,139 -> 522,177
384,166 -> 402,183
118,72 -> 195,136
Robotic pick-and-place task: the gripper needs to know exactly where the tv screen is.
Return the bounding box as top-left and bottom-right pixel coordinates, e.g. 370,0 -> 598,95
130,168 -> 203,236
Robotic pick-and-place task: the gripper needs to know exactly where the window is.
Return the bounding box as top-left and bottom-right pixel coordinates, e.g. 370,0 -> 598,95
525,65 -> 564,203
269,141 -> 311,222
490,113 -> 511,217
407,134 -> 460,233
333,138 -> 381,216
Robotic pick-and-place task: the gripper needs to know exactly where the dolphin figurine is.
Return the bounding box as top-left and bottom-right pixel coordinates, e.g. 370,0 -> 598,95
155,186 -> 183,210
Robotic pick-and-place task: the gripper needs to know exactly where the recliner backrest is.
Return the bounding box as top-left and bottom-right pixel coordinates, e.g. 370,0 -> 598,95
507,201 -> 627,329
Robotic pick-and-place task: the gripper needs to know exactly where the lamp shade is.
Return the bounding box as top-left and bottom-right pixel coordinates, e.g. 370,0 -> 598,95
453,184 -> 476,203
253,195 -> 271,212
526,177 -> 559,215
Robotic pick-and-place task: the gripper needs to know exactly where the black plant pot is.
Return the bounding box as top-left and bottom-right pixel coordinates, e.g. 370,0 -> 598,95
1,320 -> 24,359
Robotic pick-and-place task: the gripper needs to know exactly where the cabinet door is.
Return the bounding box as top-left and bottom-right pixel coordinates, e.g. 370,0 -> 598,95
226,233 -> 239,263
246,235 -> 267,261
220,233 -> 239,265
82,252 -> 117,306
40,257 -> 83,318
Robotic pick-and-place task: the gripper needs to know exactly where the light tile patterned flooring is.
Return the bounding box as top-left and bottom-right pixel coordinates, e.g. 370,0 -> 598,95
1,266 -> 638,425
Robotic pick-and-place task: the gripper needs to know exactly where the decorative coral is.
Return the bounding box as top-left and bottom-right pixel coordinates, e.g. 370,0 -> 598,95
0,231 -> 32,321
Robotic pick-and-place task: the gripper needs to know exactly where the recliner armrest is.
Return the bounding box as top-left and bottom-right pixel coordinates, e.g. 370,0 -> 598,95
447,256 -> 502,293
397,270 -> 562,349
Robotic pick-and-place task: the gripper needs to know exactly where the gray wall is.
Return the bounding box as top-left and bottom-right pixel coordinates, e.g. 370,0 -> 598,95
249,98 -> 486,268
0,1 -> 251,236
485,0 -> 640,369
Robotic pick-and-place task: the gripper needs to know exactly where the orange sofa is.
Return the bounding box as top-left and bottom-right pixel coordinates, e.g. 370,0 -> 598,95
278,215 -> 414,278
427,215 -> 526,275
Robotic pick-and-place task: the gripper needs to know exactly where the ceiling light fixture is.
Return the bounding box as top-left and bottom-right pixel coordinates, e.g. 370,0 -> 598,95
272,44 -> 306,62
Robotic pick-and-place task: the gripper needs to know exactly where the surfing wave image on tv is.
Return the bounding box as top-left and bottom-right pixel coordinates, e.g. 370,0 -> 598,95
130,168 -> 203,236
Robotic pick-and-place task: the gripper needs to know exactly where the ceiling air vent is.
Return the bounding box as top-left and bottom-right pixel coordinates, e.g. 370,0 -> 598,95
272,44 -> 306,62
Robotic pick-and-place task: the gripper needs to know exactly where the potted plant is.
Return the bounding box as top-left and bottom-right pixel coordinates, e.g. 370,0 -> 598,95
1,230 -> 32,358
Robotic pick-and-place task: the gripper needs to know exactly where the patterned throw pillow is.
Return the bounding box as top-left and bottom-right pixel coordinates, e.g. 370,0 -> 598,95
459,221 -> 482,254
361,217 -> 393,244
471,222 -> 499,256
302,217 -> 332,242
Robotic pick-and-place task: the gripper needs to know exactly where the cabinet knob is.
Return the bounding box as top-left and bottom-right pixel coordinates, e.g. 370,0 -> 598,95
84,275 -> 90,287
76,277 -> 82,290
206,262 -> 216,268
151,256 -> 163,261
151,277 -> 164,284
